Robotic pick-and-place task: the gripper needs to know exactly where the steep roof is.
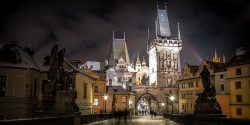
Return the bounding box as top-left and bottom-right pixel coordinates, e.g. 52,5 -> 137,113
188,64 -> 199,74
206,60 -> 226,72
0,43 -> 39,70
108,32 -> 130,66
156,8 -> 171,38
226,51 -> 250,67
107,86 -> 134,95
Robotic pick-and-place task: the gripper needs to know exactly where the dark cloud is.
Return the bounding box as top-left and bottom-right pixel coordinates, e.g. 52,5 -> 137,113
0,0 -> 249,65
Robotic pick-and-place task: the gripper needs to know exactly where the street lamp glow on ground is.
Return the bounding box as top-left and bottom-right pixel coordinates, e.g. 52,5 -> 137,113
170,95 -> 175,114
103,95 -> 108,113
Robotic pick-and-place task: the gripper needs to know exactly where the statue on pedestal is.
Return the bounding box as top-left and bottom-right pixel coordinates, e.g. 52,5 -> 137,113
194,66 -> 222,114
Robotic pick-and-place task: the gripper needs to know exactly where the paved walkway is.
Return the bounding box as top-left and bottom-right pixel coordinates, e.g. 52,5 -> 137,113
84,116 -> 180,125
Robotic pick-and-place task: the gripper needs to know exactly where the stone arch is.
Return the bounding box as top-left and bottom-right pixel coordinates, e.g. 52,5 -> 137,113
135,93 -> 159,115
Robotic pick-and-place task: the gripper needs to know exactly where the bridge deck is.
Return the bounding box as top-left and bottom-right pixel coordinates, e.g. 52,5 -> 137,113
84,116 -> 179,125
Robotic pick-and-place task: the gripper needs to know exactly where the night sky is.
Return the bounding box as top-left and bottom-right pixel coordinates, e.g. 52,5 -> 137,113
0,0 -> 249,66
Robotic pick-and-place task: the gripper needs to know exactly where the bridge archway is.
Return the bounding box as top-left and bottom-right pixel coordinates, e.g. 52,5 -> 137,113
135,93 -> 159,115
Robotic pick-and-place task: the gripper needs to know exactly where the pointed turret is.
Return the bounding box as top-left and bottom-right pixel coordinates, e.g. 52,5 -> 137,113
212,50 -> 221,63
136,53 -> 141,64
178,22 -> 181,41
223,54 -> 226,63
215,50 -> 218,59
142,56 -> 146,66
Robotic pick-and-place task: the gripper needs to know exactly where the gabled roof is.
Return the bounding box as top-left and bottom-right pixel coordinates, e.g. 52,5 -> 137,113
107,86 -> 134,95
188,64 -> 199,74
108,32 -> 130,66
0,43 -> 39,70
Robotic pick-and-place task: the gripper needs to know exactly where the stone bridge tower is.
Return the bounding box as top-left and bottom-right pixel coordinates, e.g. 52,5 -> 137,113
148,3 -> 182,87
134,3 -> 182,115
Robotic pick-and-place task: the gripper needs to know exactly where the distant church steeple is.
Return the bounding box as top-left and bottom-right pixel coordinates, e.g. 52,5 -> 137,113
212,50 -> 221,63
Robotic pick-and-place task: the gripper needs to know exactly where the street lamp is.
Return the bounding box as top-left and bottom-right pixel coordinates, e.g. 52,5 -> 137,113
170,95 -> 175,114
103,95 -> 108,113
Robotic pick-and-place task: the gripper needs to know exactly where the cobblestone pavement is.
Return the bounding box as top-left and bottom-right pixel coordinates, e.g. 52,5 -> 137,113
85,116 -> 180,125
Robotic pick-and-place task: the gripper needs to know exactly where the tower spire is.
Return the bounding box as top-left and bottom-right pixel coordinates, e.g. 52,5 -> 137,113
178,22 -> 181,40
215,50 -> 218,59
147,28 -> 150,44
165,1 -> 167,10
223,54 -> 226,63
136,53 -> 141,64
124,32 -> 126,40
112,30 -> 114,40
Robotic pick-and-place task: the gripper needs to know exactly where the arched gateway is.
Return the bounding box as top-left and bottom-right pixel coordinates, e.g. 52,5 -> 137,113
135,92 -> 159,115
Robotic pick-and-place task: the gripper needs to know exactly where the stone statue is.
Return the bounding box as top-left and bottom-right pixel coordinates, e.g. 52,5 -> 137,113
194,65 -> 222,114
200,66 -> 211,92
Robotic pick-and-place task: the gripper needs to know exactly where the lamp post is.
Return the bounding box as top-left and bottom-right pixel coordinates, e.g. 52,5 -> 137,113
161,103 -> 165,114
103,95 -> 108,113
170,95 -> 175,114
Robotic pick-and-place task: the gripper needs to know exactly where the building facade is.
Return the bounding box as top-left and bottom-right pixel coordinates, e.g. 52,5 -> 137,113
227,48 -> 250,119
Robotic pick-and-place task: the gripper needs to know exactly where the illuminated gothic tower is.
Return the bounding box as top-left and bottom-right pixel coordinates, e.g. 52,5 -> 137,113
147,3 -> 182,87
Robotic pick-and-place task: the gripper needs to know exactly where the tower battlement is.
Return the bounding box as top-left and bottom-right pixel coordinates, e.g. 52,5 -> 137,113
148,39 -> 182,51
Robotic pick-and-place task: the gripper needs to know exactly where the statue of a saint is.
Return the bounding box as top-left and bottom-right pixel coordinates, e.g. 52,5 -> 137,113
200,66 -> 211,92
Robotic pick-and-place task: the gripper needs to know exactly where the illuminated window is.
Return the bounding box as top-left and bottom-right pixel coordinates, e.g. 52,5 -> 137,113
236,68 -> 242,76
236,108 -> 242,116
122,97 -> 126,103
0,76 -> 6,96
236,95 -> 242,103
93,99 -> 98,106
235,81 -> 241,89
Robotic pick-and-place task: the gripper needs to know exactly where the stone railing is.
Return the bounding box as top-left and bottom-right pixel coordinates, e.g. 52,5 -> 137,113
0,113 -> 113,125
164,113 -> 250,125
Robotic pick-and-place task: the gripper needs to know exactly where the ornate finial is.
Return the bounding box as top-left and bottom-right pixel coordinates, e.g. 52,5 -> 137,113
147,27 -> 150,45
165,1 -> 167,9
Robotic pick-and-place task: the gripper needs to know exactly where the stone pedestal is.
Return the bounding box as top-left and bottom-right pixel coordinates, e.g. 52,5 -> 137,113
194,90 -> 222,114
